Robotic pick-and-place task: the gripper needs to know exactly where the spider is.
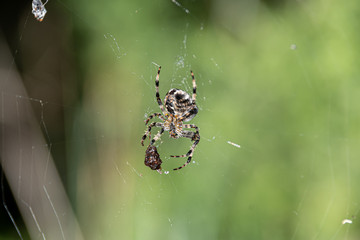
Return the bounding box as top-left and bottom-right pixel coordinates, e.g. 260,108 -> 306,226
141,66 -> 200,171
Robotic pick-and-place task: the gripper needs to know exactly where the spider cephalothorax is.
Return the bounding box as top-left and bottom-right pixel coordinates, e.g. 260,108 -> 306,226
141,66 -> 200,171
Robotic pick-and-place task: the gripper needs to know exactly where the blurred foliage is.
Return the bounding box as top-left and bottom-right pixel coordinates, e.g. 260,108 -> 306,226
3,0 -> 360,239
66,0 -> 360,239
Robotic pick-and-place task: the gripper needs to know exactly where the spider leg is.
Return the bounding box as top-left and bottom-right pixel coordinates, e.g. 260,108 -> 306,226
171,124 -> 200,170
172,139 -> 199,170
170,131 -> 197,157
190,70 -> 196,102
150,125 -> 165,146
141,122 -> 163,146
155,66 -> 167,115
144,113 -> 165,125
176,71 -> 198,122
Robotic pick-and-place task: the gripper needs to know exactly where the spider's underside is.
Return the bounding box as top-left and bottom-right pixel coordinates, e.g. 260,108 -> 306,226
141,67 -> 200,171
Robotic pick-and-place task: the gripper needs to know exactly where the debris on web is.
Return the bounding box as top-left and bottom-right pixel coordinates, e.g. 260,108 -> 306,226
104,33 -> 127,60
171,0 -> 190,14
32,0 -> 48,22
342,219 -> 352,225
227,141 -> 241,148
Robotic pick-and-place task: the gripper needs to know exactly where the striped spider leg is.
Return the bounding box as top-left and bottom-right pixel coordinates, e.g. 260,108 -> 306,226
171,124 -> 200,170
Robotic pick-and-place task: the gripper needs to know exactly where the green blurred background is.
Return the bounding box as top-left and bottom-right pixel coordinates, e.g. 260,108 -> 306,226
2,0 -> 360,239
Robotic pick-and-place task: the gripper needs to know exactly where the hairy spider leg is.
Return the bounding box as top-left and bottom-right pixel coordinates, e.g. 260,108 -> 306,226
171,124 -> 200,157
171,124 -> 200,170
172,139 -> 200,170
181,130 -> 199,140
155,66 -> 167,114
141,122 -> 164,146
145,113 -> 165,125
150,127 -> 165,145
177,71 -> 197,122
190,70 -> 197,102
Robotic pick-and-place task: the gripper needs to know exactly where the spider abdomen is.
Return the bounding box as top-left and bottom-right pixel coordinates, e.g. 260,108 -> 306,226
164,89 -> 198,122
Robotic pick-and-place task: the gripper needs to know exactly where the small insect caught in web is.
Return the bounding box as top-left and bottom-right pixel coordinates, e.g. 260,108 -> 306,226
144,145 -> 163,174
32,0 -> 48,22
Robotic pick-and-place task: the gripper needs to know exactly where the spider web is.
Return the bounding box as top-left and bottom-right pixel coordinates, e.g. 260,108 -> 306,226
1,0 -> 360,239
